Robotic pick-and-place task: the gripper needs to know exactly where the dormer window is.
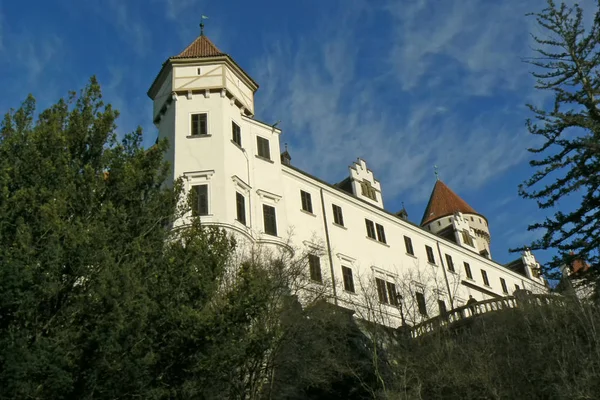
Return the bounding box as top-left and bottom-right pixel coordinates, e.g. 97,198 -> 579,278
360,180 -> 377,200
462,229 -> 474,247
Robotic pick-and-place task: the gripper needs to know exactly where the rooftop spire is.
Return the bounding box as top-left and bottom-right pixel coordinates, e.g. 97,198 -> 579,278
434,165 -> 439,181
200,15 -> 209,36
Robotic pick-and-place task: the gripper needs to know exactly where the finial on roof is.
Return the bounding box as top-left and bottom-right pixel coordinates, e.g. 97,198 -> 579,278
285,143 -> 288,152
434,165 -> 439,181
200,15 -> 209,36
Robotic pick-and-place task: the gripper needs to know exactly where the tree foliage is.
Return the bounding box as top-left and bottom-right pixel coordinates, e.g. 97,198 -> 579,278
520,0 -> 600,290
0,78 -> 383,399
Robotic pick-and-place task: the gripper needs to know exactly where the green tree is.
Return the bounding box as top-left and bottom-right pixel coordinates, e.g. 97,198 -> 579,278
0,79 -> 381,399
519,0 -> 600,292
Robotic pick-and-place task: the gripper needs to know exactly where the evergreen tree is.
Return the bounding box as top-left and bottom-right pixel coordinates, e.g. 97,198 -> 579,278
520,0 -> 600,291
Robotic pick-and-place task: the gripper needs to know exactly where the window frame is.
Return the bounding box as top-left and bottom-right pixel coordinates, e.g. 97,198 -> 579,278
235,191 -> 246,225
462,229 -> 474,247
481,269 -> 490,286
500,277 -> 508,294
365,219 -> 376,239
404,236 -> 414,255
342,266 -> 355,293
191,184 -> 209,216
308,254 -> 322,283
375,223 -> 387,244
190,113 -> 208,136
415,291 -> 427,316
445,254 -> 455,272
332,204 -> 344,226
425,245 -> 436,264
232,121 -> 242,146
376,278 -> 389,304
300,190 -> 313,213
464,262 -> 473,279
262,204 -> 277,236
256,136 -> 271,160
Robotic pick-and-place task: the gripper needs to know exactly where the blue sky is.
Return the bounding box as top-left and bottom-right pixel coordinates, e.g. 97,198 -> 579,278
0,0 -> 591,266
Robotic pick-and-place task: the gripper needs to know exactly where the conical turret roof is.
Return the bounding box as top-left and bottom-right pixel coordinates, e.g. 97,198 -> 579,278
172,35 -> 225,59
421,180 -> 479,226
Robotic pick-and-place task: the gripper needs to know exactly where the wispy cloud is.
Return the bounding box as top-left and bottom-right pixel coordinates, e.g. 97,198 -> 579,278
253,0 -> 543,204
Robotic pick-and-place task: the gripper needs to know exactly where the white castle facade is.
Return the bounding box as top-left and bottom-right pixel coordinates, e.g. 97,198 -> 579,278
148,33 -> 548,327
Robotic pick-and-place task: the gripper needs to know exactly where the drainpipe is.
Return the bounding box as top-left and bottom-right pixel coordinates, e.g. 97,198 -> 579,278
320,188 -> 338,305
436,241 -> 454,309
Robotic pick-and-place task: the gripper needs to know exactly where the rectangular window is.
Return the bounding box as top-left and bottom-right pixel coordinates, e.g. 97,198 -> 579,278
236,192 -> 246,225
464,262 -> 473,279
300,190 -> 313,213
438,299 -> 447,315
445,254 -> 455,272
404,236 -> 414,255
192,184 -> 208,216
415,292 -> 427,316
462,229 -> 474,247
257,136 -> 271,159
332,204 -> 344,226
500,278 -> 508,294
425,245 -> 436,264
308,254 -> 322,283
375,223 -> 386,244
342,266 -> 355,293
365,219 -> 376,239
481,270 -> 490,286
263,204 -> 277,236
232,121 -> 242,146
191,113 -> 208,136
387,281 -> 398,306
376,278 -> 389,304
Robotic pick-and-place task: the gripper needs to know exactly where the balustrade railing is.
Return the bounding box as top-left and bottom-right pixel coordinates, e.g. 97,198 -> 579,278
409,294 -> 563,338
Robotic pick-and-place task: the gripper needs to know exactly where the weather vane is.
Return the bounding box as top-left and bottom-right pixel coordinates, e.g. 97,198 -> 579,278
434,165 -> 439,181
200,15 -> 209,36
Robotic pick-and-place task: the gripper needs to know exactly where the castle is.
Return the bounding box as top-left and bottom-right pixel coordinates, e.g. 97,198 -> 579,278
147,31 -> 547,327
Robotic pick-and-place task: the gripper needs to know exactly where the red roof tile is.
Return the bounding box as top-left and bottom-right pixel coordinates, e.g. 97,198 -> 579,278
172,35 -> 225,59
421,180 -> 478,226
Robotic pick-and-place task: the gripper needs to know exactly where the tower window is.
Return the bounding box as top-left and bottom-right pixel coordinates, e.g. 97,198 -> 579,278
342,266 -> 355,293
425,245 -> 436,264
232,121 -> 242,146
191,113 -> 208,136
365,219 -> 376,239
308,254 -> 322,283
462,229 -> 474,247
236,192 -> 246,225
360,180 -> 377,200
263,204 -> 277,236
191,184 -> 209,216
300,190 -> 313,213
404,236 -> 414,255
464,262 -> 473,279
332,204 -> 344,226
256,136 -> 271,160
197,67 -> 202,75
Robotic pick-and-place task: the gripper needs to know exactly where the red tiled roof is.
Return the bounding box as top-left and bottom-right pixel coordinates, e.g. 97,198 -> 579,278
172,35 -> 225,59
421,180 -> 478,226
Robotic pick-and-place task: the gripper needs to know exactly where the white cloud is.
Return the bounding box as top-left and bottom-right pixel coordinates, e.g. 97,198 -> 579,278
252,0 -> 546,205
